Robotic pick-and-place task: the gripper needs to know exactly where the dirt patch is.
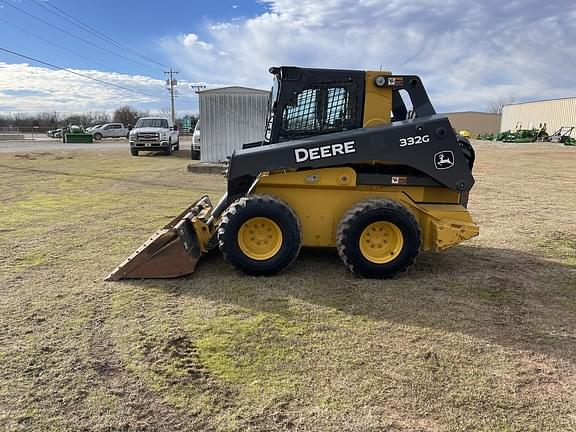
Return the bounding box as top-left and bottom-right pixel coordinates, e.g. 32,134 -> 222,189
187,162 -> 225,174
86,288 -> 210,431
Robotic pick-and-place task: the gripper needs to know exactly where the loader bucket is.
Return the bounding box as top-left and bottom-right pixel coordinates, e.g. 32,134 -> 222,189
105,196 -> 213,281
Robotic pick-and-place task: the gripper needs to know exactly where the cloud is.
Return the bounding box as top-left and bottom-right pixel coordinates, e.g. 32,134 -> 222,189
179,33 -> 213,50
162,0 -> 576,112
0,62 -> 202,114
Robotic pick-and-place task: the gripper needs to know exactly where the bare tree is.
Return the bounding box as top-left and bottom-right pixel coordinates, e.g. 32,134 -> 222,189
488,92 -> 519,114
113,106 -> 143,128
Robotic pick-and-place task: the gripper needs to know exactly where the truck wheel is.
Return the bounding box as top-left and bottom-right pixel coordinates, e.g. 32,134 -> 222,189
93,133 -> 102,140
174,141 -> 180,151
218,195 -> 301,276
191,150 -> 200,160
131,149 -> 138,156
336,199 -> 421,278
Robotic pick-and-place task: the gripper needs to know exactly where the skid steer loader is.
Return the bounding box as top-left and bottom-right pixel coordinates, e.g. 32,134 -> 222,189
106,66 -> 479,281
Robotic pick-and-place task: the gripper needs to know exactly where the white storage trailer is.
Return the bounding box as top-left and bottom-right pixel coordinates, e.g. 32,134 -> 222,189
198,86 -> 270,163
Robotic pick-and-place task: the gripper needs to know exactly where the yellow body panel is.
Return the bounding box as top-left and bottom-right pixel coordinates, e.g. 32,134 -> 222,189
363,71 -> 393,128
253,168 -> 478,250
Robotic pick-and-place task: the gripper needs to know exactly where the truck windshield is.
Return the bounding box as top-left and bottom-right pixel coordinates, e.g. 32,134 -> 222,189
135,119 -> 169,128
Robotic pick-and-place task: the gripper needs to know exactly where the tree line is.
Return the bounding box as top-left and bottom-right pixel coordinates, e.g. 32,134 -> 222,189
0,106 -> 198,131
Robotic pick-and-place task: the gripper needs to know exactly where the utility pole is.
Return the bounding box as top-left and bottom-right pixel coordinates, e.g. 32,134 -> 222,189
190,84 -> 207,93
190,84 -> 206,121
165,68 -> 179,124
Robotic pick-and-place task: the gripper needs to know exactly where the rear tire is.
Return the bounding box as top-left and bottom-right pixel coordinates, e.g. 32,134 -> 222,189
218,195 -> 301,276
336,199 -> 421,278
131,149 -> 138,156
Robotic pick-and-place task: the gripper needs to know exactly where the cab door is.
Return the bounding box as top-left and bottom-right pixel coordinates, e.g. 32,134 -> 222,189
171,125 -> 179,143
113,124 -> 123,137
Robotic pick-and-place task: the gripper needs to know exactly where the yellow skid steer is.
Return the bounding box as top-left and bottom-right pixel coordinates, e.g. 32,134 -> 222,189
106,66 -> 478,281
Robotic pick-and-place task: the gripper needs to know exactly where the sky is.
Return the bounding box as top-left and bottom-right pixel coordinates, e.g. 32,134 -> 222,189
0,0 -> 575,116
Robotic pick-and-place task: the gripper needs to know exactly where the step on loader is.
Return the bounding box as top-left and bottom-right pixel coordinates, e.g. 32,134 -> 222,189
105,66 -> 479,281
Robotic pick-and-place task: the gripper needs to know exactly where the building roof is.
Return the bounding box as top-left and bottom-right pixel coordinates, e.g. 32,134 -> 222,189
198,86 -> 270,95
503,96 -> 576,107
440,111 -> 501,116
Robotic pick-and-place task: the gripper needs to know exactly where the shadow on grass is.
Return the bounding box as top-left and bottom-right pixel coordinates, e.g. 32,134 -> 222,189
135,245 -> 576,361
137,149 -> 192,160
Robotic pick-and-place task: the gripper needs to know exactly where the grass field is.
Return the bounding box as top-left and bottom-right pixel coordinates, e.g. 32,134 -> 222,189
0,142 -> 575,431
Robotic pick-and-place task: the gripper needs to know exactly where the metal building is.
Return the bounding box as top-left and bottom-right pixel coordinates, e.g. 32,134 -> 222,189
501,97 -> 576,134
198,86 -> 270,163
441,111 -> 501,135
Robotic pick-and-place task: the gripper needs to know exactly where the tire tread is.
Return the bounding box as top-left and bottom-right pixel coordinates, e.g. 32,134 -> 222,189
336,199 -> 421,278
218,194 -> 302,275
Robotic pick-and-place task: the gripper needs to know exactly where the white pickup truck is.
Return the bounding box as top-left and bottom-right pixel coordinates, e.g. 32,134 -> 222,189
129,117 -> 180,156
90,123 -> 129,140
191,120 -> 201,159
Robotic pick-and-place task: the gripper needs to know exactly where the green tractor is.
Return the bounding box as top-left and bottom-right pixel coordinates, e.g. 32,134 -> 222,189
499,124 -> 548,143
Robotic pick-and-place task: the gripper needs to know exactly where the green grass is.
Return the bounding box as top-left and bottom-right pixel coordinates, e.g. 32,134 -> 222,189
0,144 -> 575,431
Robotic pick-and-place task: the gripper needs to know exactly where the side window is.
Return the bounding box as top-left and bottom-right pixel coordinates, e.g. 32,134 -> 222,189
279,84 -> 356,141
113,124 -> 122,129
326,88 -> 350,127
282,88 -> 319,135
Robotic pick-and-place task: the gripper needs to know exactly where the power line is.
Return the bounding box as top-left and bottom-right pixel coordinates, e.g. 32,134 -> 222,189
0,46 -> 160,100
0,17 -> 114,72
165,69 -> 179,123
0,0 -> 163,73
31,0 -> 171,70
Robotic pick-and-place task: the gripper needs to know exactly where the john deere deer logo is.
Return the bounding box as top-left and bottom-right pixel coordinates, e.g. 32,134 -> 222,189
434,151 -> 454,170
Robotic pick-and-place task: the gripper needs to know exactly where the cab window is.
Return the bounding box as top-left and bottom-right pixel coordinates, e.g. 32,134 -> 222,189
279,84 -> 357,141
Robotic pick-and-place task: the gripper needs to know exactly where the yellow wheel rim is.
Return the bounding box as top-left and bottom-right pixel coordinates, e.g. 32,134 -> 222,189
359,221 -> 404,264
238,217 -> 283,260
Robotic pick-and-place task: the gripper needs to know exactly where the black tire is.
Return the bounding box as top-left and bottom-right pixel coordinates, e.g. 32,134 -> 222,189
93,133 -> 102,140
165,139 -> 172,155
191,150 -> 200,160
336,199 -> 421,278
218,194 -> 301,276
131,149 -> 138,156
174,142 -> 180,151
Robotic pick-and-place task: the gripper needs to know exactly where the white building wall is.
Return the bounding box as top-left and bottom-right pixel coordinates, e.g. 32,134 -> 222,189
199,87 -> 270,163
501,98 -> 576,134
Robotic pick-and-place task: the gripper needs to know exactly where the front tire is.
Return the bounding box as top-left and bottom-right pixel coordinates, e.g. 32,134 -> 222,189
93,133 -> 102,140
336,199 -> 421,278
218,195 -> 301,276
165,139 -> 172,155
131,149 -> 138,156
